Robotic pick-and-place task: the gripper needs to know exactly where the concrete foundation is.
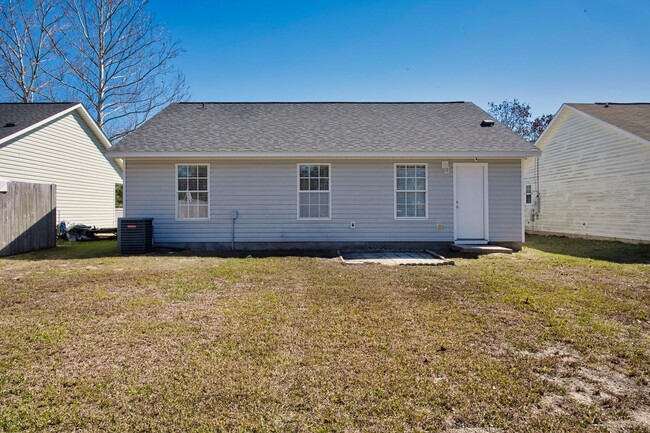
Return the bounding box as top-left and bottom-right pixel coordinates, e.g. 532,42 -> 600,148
155,241 -> 452,254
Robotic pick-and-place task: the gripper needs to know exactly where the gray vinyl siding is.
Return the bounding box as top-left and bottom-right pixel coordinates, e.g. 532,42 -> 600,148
524,108 -> 650,242
488,160 -> 524,242
125,159 -> 523,244
0,111 -> 123,227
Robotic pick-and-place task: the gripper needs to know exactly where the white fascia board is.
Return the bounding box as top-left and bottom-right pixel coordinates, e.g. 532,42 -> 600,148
0,103 -> 123,172
73,104 -> 112,150
0,104 -> 81,146
108,150 -> 541,159
533,104 -> 567,148
74,105 -> 124,171
564,105 -> 650,148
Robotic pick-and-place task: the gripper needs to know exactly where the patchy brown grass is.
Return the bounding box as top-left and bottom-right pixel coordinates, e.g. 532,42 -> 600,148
0,236 -> 648,432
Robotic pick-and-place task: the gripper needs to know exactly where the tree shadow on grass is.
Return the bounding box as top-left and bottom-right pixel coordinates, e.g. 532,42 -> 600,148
525,234 -> 650,264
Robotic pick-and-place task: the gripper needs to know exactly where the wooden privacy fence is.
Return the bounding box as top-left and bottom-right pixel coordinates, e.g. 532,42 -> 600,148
0,181 -> 56,257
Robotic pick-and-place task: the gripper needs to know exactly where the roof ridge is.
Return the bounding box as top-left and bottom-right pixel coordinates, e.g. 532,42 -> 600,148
569,102 -> 650,106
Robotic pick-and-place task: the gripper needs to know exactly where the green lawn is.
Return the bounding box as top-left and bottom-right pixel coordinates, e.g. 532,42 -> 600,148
0,236 -> 648,432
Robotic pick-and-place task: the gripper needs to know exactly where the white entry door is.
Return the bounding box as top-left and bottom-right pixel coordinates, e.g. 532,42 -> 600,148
454,164 -> 488,242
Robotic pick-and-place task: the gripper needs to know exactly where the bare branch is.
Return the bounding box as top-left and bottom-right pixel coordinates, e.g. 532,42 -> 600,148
487,99 -> 554,143
49,0 -> 188,141
0,0 -> 64,102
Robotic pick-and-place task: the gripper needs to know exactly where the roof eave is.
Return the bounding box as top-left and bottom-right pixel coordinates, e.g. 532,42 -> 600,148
0,104 -> 80,146
108,150 -> 541,159
0,103 -> 124,172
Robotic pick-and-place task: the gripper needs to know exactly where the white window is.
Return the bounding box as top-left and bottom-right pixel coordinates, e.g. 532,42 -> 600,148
176,164 -> 209,220
395,164 -> 427,219
525,184 -> 532,204
298,164 -> 330,219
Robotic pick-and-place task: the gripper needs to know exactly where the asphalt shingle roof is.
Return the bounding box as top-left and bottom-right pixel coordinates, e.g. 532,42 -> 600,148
0,103 -> 77,141
567,103 -> 650,142
110,102 -> 538,155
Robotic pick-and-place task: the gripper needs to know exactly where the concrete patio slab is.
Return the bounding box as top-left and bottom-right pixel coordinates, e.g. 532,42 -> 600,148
340,250 -> 454,266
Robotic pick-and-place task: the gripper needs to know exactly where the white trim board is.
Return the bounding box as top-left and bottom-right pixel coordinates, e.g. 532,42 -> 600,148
174,163 -> 211,222
536,104 -> 650,150
296,162 -> 332,221
520,159 -> 525,243
393,162 -> 429,220
565,105 -> 650,148
0,103 -> 123,172
108,151 -> 540,159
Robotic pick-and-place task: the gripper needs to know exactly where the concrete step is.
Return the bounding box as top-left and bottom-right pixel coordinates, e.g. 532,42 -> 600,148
449,244 -> 513,254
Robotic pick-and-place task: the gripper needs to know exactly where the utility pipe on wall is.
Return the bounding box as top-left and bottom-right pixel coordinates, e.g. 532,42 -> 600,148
231,210 -> 238,250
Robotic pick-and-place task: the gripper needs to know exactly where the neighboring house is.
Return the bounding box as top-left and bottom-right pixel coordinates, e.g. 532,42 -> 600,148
0,103 -> 123,228
524,103 -> 650,243
108,102 -> 539,250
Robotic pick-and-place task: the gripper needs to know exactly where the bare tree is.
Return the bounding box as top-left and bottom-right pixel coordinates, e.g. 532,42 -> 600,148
0,0 -> 62,102
49,0 -> 188,141
530,113 -> 553,142
487,99 -> 554,142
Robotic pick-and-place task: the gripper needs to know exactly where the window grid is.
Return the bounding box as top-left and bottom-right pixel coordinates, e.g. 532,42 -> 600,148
395,164 -> 427,219
298,164 -> 330,219
177,164 -> 209,220
525,184 -> 532,204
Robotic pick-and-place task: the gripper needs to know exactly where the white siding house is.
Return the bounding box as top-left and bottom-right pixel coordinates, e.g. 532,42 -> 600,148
0,103 -> 123,228
524,103 -> 650,243
110,102 -> 538,250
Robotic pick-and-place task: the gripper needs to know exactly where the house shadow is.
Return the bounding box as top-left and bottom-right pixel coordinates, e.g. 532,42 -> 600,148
525,234 -> 650,264
7,240 -> 459,262
5,238 -> 120,261
1,210 -> 57,258
6,240 -> 341,261
157,245 -> 459,261
155,247 -> 341,260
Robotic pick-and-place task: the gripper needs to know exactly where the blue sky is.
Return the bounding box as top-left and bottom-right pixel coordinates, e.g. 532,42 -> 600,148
151,0 -> 649,116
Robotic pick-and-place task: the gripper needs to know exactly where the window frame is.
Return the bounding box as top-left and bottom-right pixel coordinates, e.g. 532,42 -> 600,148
296,163 -> 332,221
175,163 -> 210,221
394,163 -> 428,220
525,184 -> 532,204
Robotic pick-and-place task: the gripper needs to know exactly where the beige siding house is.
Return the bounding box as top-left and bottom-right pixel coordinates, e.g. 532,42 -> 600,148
524,103 -> 650,243
0,103 -> 123,227
109,102 -> 538,250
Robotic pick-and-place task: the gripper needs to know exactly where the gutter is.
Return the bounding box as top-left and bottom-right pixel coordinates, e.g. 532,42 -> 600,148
107,150 -> 541,159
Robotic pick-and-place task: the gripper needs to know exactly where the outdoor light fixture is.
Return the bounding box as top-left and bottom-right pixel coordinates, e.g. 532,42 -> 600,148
442,161 -> 450,173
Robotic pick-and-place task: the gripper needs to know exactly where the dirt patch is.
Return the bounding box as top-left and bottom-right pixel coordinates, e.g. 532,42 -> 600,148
522,344 -> 582,363
446,428 -> 504,433
526,345 -> 649,430
605,410 -> 650,432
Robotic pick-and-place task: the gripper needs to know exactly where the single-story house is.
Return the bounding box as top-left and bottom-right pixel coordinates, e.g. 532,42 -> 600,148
108,102 -> 539,250
524,103 -> 650,243
0,103 -> 123,228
